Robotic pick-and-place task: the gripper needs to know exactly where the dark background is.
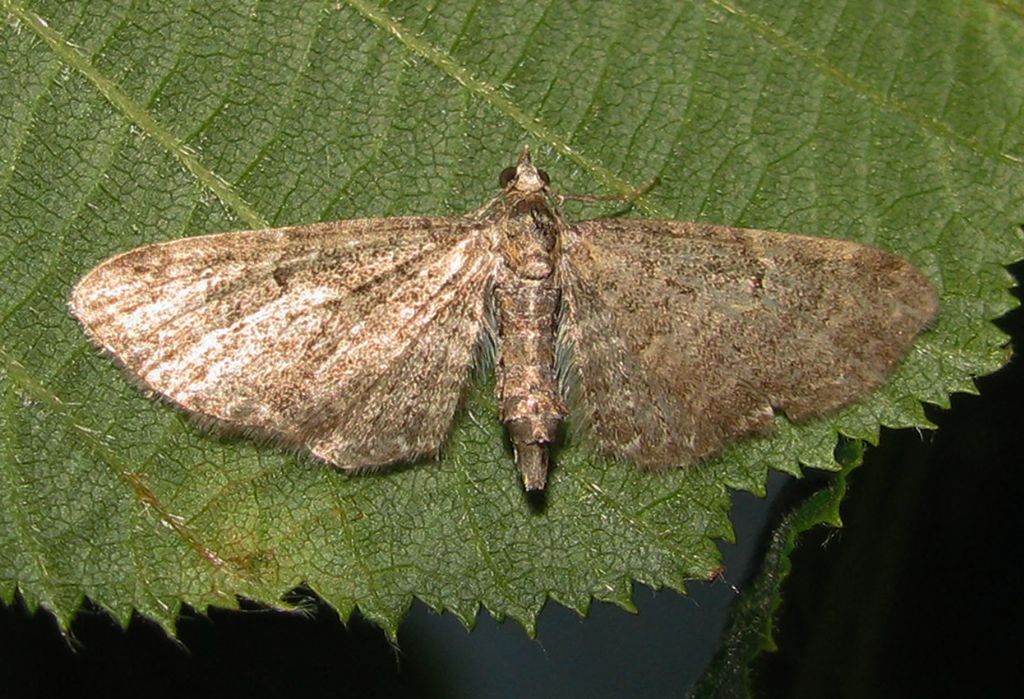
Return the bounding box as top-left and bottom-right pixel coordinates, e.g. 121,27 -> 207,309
2,261 -> 1020,698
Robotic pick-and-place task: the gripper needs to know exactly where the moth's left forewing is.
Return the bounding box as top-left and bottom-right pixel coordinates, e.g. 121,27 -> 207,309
558,219 -> 938,470
71,218 -> 501,470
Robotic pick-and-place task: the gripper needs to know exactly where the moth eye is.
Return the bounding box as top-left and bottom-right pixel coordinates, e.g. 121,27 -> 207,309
499,166 -> 517,187
538,169 -> 551,185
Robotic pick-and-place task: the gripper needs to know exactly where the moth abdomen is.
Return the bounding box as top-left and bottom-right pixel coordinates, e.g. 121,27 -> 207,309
495,274 -> 566,490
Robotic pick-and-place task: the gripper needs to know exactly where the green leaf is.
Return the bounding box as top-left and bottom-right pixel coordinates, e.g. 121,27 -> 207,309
1,0 -> 1020,641
691,440 -> 861,698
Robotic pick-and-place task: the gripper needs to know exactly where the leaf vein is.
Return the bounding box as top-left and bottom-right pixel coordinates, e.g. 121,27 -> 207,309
342,0 -> 666,212
707,0 -> 1024,166
0,346 -> 252,582
9,1 -> 270,228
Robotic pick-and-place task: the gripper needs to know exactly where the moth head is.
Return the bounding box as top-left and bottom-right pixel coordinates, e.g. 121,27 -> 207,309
499,145 -> 551,193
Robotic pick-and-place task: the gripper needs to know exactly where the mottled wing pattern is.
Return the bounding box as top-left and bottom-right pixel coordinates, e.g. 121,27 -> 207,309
71,217 -> 499,469
559,220 -> 938,469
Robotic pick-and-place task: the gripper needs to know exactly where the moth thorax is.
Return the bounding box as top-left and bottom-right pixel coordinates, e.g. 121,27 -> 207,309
504,224 -> 557,280
518,253 -> 554,280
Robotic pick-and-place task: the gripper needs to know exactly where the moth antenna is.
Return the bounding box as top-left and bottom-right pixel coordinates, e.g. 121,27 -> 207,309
557,176 -> 659,206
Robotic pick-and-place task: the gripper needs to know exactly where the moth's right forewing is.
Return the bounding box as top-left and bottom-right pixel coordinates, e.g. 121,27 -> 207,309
558,220 -> 938,470
71,218 -> 500,469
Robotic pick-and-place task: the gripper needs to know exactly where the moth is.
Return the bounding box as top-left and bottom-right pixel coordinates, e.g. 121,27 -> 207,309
71,146 -> 938,490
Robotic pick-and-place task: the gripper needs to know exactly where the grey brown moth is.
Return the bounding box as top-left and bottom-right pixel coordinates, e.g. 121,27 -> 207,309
71,147 -> 938,490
